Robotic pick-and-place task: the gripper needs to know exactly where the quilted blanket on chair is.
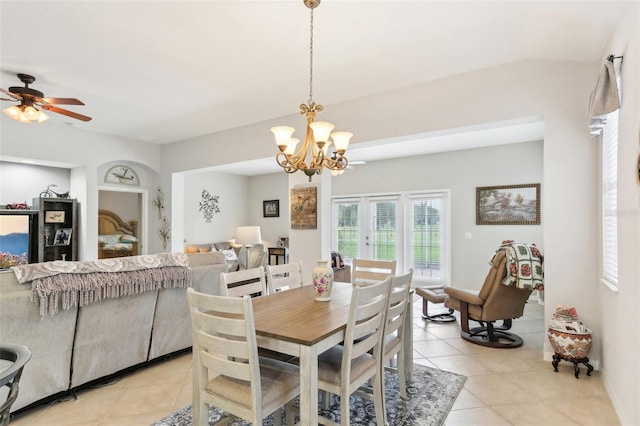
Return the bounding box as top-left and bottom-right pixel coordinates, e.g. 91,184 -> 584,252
490,240 -> 544,291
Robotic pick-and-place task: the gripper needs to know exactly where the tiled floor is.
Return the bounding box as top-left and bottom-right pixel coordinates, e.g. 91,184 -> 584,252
10,296 -> 620,426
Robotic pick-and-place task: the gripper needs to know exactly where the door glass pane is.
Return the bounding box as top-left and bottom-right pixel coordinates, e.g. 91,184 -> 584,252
411,198 -> 441,280
336,203 -> 358,261
370,201 -> 396,261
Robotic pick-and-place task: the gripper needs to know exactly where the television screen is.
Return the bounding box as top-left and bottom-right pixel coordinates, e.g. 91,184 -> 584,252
0,211 -> 37,268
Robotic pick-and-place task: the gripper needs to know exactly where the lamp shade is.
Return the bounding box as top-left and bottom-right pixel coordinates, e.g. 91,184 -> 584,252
309,121 -> 335,143
236,226 -> 262,245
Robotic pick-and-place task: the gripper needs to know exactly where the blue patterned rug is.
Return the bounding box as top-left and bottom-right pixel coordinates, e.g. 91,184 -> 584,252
152,363 -> 466,426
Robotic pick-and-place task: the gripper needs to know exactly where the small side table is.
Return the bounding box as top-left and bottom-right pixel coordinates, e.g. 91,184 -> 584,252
268,247 -> 289,265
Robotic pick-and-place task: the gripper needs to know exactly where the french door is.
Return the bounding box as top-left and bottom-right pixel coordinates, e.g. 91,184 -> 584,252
333,191 -> 449,284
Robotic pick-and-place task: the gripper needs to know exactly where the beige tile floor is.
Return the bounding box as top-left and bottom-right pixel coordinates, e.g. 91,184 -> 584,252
10,296 -> 620,426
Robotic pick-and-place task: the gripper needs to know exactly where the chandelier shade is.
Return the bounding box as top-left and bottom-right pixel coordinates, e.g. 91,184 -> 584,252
272,0 -> 352,181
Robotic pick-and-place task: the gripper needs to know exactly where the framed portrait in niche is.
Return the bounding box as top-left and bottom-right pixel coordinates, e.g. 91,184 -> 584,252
290,186 -> 317,229
476,183 -> 541,225
263,200 -> 279,218
53,228 -> 73,246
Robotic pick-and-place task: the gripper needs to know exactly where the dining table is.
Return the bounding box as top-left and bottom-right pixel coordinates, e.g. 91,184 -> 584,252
251,281 -> 413,426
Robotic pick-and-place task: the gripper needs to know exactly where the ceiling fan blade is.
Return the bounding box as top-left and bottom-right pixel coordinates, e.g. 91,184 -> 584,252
41,105 -> 92,122
1,97 -> 18,102
0,88 -> 22,101
39,97 -> 85,105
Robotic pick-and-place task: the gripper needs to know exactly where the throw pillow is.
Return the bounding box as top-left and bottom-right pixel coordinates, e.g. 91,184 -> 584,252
221,249 -> 238,262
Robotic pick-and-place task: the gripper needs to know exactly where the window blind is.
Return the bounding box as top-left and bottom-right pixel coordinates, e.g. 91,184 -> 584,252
602,109 -> 618,285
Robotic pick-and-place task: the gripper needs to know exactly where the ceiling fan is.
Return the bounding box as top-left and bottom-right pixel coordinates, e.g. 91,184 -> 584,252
1,73 -> 92,123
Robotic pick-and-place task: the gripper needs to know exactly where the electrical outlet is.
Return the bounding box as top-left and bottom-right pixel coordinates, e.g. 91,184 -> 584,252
605,339 -> 610,357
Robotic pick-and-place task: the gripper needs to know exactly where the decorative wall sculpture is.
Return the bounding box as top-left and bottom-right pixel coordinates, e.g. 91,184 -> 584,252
199,190 -> 221,223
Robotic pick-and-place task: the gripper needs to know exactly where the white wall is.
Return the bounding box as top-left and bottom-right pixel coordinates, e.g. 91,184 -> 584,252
181,170 -> 249,247
594,4 -> 640,425
0,162 -> 70,206
332,140 -> 544,289
247,172 -> 289,248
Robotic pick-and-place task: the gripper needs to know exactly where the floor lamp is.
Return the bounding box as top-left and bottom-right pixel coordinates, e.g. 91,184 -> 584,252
236,226 -> 262,269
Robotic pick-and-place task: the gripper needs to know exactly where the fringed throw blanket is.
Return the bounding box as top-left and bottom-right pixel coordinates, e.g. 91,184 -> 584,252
489,240 -> 544,291
11,253 -> 192,317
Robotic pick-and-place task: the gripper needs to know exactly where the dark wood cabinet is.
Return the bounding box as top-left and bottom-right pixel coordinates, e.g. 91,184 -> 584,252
32,197 -> 79,262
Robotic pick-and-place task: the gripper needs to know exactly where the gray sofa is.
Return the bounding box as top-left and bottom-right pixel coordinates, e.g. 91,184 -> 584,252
0,251 -> 226,412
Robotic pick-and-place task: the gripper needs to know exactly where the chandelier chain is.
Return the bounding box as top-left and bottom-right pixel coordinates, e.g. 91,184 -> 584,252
308,7 -> 314,104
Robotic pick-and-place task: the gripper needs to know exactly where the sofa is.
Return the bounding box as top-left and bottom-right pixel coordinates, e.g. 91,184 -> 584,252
185,241 -> 267,271
0,251 -> 227,412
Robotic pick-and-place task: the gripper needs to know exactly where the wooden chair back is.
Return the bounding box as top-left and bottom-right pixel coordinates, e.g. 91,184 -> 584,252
351,258 -> 397,286
186,289 -> 261,423
265,261 -> 304,294
220,266 -> 267,297
342,276 -> 392,379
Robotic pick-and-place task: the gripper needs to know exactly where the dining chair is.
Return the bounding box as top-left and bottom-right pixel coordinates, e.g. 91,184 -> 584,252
186,288 -> 300,426
351,258 -> 397,286
220,266 -> 267,297
221,266 -> 293,363
265,261 -> 304,294
315,277 -> 392,425
381,269 -> 413,400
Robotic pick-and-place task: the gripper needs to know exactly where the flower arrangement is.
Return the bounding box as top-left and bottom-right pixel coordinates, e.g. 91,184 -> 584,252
1,252 -> 27,268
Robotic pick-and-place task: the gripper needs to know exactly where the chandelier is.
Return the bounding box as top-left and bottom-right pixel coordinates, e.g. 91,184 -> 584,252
271,0 -> 352,182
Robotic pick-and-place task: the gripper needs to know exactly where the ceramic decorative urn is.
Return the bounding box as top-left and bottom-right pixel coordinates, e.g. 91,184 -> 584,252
547,305 -> 592,360
312,260 -> 334,301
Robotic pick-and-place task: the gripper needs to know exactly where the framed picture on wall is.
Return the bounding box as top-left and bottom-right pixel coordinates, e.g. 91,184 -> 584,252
290,186 -> 317,229
476,183 -> 540,225
263,200 -> 279,218
45,210 -> 65,223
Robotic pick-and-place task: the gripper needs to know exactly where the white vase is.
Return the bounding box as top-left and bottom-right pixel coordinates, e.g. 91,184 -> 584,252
312,260 -> 334,301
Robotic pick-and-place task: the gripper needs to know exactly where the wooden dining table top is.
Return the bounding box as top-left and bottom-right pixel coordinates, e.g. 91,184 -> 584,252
252,282 -> 353,346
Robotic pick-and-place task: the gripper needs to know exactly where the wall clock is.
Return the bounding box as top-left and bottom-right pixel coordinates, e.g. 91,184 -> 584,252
104,165 -> 140,186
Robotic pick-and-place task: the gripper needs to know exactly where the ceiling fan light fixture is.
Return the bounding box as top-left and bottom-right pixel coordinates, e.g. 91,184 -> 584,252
37,110 -> 50,123
23,105 -> 38,120
3,105 -> 22,119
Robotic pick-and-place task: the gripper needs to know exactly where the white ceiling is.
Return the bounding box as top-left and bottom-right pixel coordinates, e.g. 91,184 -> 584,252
0,1 -> 628,173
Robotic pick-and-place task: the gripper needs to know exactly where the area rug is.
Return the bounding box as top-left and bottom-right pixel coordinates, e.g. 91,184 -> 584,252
152,363 -> 466,426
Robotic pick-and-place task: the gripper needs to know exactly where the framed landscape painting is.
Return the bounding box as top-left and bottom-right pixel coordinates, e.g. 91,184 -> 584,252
476,183 -> 540,225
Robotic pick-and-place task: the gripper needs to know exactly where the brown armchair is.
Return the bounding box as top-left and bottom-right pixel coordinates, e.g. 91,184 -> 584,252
444,250 -> 533,348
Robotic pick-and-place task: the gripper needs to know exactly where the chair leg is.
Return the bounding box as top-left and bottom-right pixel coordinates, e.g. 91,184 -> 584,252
340,391 -> 350,426
373,371 -> 387,426
321,390 -> 330,409
194,400 -> 209,426
396,351 -> 407,400
272,407 -> 283,426
285,402 -> 296,426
